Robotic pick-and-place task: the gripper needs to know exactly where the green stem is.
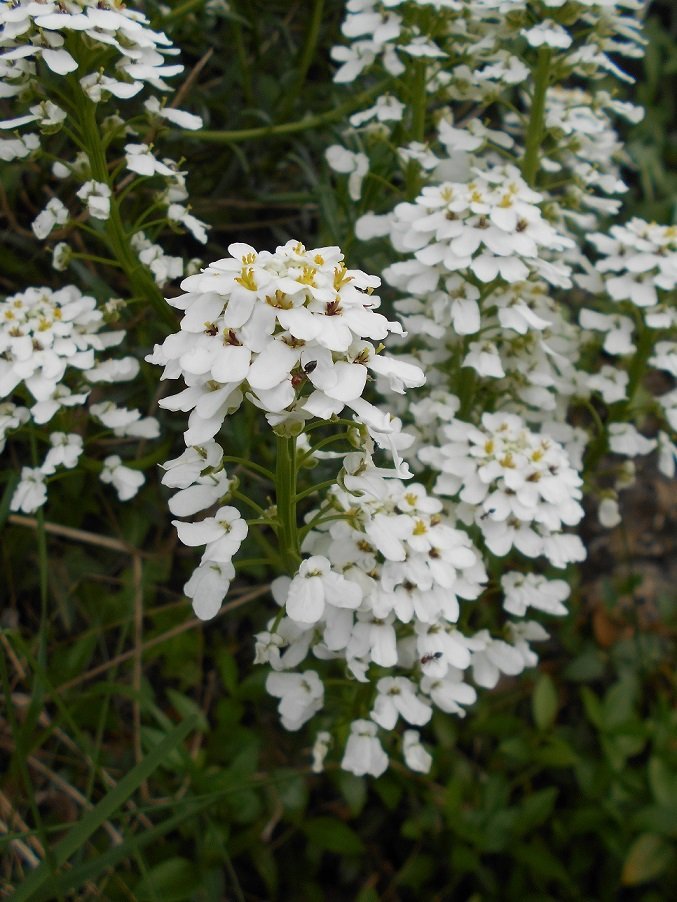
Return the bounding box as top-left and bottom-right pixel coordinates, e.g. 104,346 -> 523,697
411,61 -> 427,143
280,0 -> 325,117
230,0 -> 254,107
298,431 -> 353,466
299,511 -> 347,542
76,93 -> 175,329
231,489 -> 267,518
405,61 -> 428,199
294,478 -> 339,503
220,455 -> 275,481
275,435 -> 300,571
181,79 -> 393,144
164,0 -> 205,20
71,253 -> 123,268
623,322 -> 654,408
29,430 -> 49,669
521,48 -> 552,187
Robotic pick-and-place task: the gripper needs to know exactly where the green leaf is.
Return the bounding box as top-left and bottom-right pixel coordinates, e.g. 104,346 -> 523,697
512,839 -> 571,884
602,677 -> 638,729
166,687 -> 209,732
11,715 -> 197,902
0,471 -> 20,528
29,798 -> 217,901
532,673 -> 558,731
621,833 -> 674,886
515,787 -> 559,833
135,858 -> 199,901
631,805 -> 677,839
303,817 -> 365,855
216,649 -> 239,695
356,888 -> 380,902
580,686 -> 603,729
563,648 -> 606,682
337,771 -> 367,817
533,737 -> 579,768
648,757 -> 677,808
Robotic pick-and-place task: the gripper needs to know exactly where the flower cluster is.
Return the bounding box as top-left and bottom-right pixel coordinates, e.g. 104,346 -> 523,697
148,240 -> 424,442
419,412 -> 585,566
256,465 -> 557,775
382,164 -> 574,291
0,0 -> 207,293
0,0 -> 182,102
290,0 -> 676,778
149,241 -> 426,625
0,285 -> 154,511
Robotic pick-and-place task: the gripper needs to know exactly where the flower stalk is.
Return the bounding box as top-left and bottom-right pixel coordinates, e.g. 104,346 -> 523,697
522,48 -> 552,187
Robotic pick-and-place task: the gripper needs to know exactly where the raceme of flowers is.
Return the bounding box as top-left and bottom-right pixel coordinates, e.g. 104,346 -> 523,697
1,0 -> 673,784
148,239 -> 426,632
0,285 -> 155,511
310,0 -> 677,778
147,240 -> 425,443
0,0 -> 207,290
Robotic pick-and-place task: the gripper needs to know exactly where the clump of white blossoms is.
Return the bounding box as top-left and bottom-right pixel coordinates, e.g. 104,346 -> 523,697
589,219 -> 677,311
383,165 -> 575,291
148,240 -> 425,623
148,240 -> 424,441
0,285 -> 155,511
419,412 -> 585,566
0,0 -> 207,301
0,0 -> 183,102
300,0 -> 677,780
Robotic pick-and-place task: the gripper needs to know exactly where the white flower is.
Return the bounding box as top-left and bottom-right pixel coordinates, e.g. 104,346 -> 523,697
0,402 -> 29,452
172,505 -> 247,565
100,404 -> 159,438
0,133 -> 39,162
470,631 -> 525,689
325,145 -> 369,201
52,242 -> 72,271
462,341 -> 505,378
650,342 -> 677,377
0,285 -> 118,407
76,181 -> 111,221
100,455 -> 145,501
40,432 -> 83,475
421,669 -> 477,716
144,96 -> 203,130
161,442 -> 224,489
371,676 -> 432,729
184,560 -> 235,620
265,671 -> 324,731
80,72 -> 143,102
284,555 -> 363,625
32,197 -> 68,240
402,730 -> 432,774
124,143 -> 176,178
522,21 -> 572,50
598,497 -> 622,529
167,203 -> 209,244
11,467 -> 47,513
501,572 -> 569,617
657,431 -> 677,478
608,423 -> 657,456
341,719 -> 388,777
311,731 -> 332,773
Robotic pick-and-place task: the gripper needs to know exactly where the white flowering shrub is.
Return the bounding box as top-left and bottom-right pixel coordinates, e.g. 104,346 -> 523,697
0,1 -> 674,864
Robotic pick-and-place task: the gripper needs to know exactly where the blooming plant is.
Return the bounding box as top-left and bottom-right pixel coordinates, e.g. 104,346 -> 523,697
0,2 -> 675,888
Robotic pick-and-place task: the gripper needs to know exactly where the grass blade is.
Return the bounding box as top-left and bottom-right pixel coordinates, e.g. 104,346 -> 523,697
11,715 -> 197,902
